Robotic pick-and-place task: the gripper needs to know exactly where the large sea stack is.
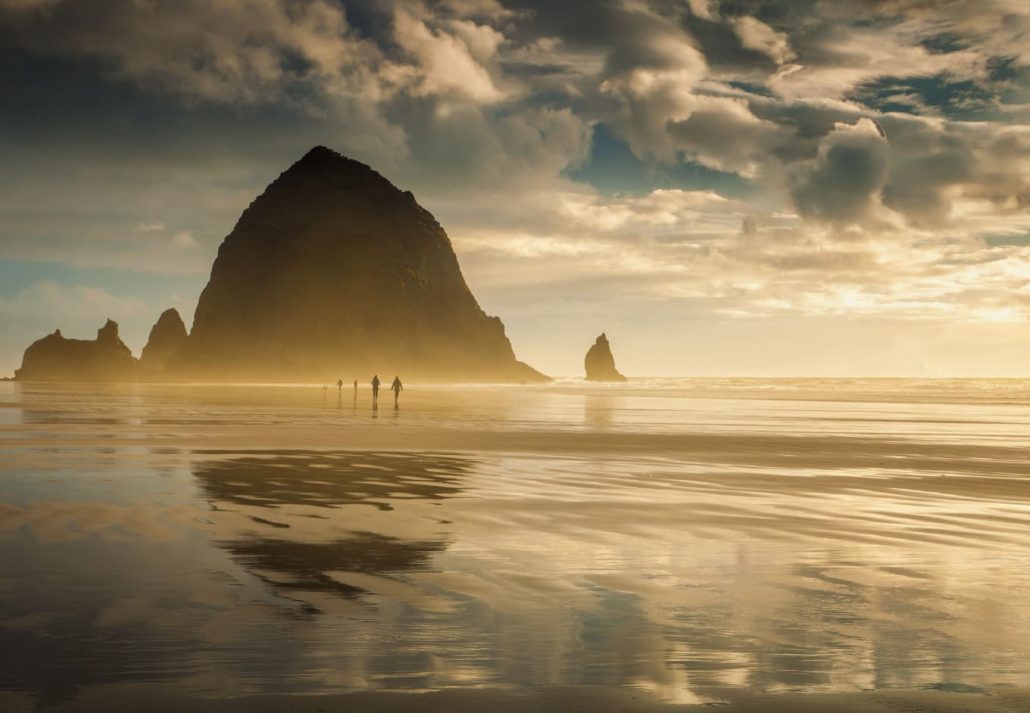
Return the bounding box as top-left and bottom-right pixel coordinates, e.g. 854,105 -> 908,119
173,146 -> 546,383
584,333 -> 627,382
15,319 -> 137,382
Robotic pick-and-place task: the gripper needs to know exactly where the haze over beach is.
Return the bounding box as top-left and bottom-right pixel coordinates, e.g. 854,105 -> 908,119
2,1 -> 1030,712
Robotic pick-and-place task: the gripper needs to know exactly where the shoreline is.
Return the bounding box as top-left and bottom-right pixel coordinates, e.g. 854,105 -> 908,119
8,685 -> 1030,713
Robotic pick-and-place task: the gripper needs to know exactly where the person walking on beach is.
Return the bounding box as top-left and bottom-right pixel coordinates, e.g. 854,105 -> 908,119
337,378 -> 343,393
391,376 -> 403,407
371,374 -> 381,405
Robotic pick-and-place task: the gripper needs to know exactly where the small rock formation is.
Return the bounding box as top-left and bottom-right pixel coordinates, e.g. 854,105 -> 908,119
584,333 -> 627,382
172,145 -> 547,382
138,308 -> 188,378
15,319 -> 137,382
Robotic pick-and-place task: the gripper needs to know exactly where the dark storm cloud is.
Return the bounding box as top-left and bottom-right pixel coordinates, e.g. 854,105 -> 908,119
878,115 -> 977,223
789,118 -> 890,224
679,13 -> 779,74
498,0 -> 637,50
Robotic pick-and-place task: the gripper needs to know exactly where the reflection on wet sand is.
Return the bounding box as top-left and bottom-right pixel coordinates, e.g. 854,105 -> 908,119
583,394 -> 617,428
225,533 -> 445,602
3,381 -> 1030,711
0,526 -> 213,707
193,451 -> 469,509
184,447 -> 1030,699
191,451 -> 473,615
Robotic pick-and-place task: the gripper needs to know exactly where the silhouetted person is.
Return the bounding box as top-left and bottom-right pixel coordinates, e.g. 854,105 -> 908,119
391,376 -> 403,406
371,374 -> 381,404
353,379 -> 358,395
337,378 -> 343,393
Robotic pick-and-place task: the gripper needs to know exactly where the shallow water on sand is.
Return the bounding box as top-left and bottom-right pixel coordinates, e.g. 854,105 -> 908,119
1,379 -> 1029,707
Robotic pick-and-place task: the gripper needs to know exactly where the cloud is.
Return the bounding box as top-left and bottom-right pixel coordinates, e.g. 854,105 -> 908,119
789,118 -> 890,224
767,27 -> 987,102
876,115 -> 1030,226
859,0 -> 1030,65
171,230 -> 198,249
664,94 -> 790,177
393,9 -> 505,104
687,0 -> 718,21
732,16 -> 795,66
571,4 -> 720,165
0,0 -> 387,105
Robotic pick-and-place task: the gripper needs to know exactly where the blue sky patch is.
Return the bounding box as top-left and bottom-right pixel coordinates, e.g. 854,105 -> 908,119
568,124 -> 754,197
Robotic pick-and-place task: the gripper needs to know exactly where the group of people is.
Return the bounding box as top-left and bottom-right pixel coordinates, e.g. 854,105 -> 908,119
334,375 -> 403,407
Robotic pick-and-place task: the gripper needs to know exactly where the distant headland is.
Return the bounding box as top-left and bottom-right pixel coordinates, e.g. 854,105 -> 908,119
13,146 -> 548,384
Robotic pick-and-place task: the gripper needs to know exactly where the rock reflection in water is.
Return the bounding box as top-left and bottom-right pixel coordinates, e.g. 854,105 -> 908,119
224,534 -> 445,603
0,450 -> 478,705
192,452 -> 468,607
3,423 -> 1030,708
193,451 -> 469,509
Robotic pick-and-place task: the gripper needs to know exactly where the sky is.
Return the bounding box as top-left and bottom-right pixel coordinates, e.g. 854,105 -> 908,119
1,0 -> 1029,378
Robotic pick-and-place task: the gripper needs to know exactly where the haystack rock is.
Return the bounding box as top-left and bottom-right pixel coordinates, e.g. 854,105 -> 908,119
15,319 -> 137,382
173,145 -> 547,382
584,333 -> 627,382
139,308 -> 188,377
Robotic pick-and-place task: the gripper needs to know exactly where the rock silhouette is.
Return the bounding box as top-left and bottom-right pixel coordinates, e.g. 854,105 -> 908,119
138,308 -> 188,378
15,319 -> 137,382
584,333 -> 627,382
11,147 -> 549,383
172,146 -> 547,383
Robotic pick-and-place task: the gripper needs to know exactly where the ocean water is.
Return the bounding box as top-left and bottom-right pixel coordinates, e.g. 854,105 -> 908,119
1,379 -> 1029,707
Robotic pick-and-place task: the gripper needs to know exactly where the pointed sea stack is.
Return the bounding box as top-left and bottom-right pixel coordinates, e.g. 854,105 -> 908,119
584,333 -> 627,382
172,146 -> 547,382
15,319 -> 137,382
139,308 -> 188,378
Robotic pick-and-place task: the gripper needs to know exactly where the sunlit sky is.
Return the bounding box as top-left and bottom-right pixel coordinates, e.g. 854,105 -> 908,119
1,0 -> 1029,377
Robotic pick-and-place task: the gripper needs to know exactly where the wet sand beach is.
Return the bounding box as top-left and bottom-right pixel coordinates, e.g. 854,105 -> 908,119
1,379 -> 1029,711
3,685 -> 1030,713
